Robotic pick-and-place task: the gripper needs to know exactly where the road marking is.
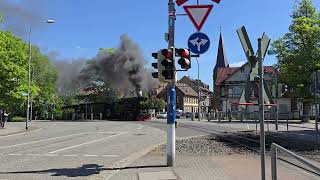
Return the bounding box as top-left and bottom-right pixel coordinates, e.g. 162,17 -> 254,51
44,154 -> 58,156
83,155 -> 99,157
62,155 -> 78,157
27,154 -> 41,156
0,132 -> 114,149
0,128 -> 43,139
0,153 -> 117,157
137,125 -> 143,130
102,155 -> 118,157
7,153 -> 21,156
48,132 -> 127,154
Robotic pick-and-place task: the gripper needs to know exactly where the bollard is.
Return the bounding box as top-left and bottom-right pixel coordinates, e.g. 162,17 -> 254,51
191,113 -> 194,121
81,113 -> 84,120
72,113 -> 75,120
240,111 -> 244,122
91,113 -> 93,120
218,111 -> 221,122
100,113 -> 103,120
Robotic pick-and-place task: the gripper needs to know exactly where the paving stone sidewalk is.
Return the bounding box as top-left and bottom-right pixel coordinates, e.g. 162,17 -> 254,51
110,152 -> 319,180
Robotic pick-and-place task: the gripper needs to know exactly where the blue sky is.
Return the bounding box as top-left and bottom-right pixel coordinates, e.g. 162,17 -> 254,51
4,0 -> 320,90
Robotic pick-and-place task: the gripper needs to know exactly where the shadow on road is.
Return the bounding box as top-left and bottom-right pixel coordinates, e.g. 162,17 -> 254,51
0,164 -> 167,177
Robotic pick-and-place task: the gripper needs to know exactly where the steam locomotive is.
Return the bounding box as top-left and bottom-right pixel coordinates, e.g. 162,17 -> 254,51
65,97 -> 151,121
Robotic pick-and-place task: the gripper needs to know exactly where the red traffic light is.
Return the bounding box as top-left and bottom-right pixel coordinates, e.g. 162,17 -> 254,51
178,58 -> 190,69
161,49 -> 173,59
176,48 -> 190,58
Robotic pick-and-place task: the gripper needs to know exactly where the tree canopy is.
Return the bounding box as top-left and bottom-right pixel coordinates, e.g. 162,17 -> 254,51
0,30 -> 58,116
270,0 -> 320,99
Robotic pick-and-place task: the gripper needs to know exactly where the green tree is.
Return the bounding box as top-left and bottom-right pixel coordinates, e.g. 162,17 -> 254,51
30,46 -> 59,117
0,31 -> 30,113
270,0 -> 320,120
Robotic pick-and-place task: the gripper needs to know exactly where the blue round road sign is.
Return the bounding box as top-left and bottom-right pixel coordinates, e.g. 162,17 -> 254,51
188,32 -> 210,55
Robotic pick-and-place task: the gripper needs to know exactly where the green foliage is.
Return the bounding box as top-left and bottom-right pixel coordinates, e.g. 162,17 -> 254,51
140,98 -> 165,111
270,0 -> 320,99
10,116 -> 25,122
0,31 -> 59,117
0,31 -> 29,113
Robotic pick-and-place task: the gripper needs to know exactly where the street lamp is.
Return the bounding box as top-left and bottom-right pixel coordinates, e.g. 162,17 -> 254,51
26,19 -> 55,130
196,58 -> 201,121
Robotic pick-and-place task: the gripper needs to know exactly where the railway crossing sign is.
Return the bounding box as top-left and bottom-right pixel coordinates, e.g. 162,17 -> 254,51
184,5 -> 213,31
188,32 -> 210,54
236,26 -> 272,108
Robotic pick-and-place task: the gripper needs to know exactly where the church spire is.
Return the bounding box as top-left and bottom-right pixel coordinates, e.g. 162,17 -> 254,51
214,31 -> 229,71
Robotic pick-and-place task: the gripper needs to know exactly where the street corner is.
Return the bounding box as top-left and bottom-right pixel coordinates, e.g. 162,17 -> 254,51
0,125 -> 42,137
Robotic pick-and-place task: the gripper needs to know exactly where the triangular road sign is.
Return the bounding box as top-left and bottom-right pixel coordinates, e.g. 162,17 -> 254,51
184,5 -> 213,31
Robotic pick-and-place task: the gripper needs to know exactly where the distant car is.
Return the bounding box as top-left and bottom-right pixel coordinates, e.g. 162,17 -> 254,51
185,112 -> 193,118
176,110 -> 182,119
157,112 -> 167,119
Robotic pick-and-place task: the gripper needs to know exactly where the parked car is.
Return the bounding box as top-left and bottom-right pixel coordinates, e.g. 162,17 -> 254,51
185,112 -> 193,118
176,110 -> 182,118
157,112 -> 167,119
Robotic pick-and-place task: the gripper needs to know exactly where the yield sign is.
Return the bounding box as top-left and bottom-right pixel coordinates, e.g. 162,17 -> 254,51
184,5 -> 213,31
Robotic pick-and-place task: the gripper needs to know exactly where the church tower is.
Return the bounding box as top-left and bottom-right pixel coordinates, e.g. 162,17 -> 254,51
213,32 -> 229,92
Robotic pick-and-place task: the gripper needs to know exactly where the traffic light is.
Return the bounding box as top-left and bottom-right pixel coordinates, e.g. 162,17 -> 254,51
160,48 -> 175,80
176,48 -> 191,70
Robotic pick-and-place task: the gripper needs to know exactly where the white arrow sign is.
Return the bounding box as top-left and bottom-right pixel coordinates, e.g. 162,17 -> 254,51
189,37 -> 209,51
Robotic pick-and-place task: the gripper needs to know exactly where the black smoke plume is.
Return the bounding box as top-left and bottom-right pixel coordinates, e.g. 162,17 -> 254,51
79,35 -> 159,97
0,0 -> 45,37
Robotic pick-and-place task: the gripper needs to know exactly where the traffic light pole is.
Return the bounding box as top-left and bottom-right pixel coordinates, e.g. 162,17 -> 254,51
167,0 -> 176,167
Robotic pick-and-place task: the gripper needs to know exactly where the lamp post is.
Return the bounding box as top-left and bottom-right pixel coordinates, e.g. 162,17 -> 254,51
196,58 -> 201,121
26,19 -> 54,130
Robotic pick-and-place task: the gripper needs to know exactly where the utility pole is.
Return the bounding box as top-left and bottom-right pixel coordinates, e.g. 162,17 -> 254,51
167,0 -> 176,167
258,38 -> 266,180
275,67 -> 279,130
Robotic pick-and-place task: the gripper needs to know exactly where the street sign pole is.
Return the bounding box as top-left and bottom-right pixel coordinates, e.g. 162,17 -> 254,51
167,0 -> 176,167
258,38 -> 266,180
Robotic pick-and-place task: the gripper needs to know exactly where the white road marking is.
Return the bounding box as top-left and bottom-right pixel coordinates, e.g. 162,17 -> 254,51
7,153 -> 21,156
62,155 -> 78,157
102,155 -> 118,157
83,155 -> 99,157
0,132 -> 113,149
0,128 -> 43,139
27,154 -> 41,156
0,153 -> 117,157
137,125 -> 143,130
44,154 -> 58,156
48,132 -> 127,154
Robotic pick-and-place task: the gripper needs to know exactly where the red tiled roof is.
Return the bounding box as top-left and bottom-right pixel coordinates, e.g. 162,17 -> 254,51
216,67 -> 240,85
216,65 -> 276,85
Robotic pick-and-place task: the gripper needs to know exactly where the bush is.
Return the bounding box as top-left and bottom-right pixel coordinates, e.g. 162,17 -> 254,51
10,116 -> 25,122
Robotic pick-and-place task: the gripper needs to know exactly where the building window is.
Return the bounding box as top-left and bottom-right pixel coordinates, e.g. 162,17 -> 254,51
279,104 -> 288,113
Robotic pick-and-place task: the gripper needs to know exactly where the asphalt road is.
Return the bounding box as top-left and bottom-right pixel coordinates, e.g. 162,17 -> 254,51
0,121 -> 165,180
0,119 -> 248,180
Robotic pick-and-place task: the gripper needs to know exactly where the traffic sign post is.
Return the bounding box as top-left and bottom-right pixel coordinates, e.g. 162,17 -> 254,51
236,26 -> 271,180
188,32 -> 210,54
184,5 -> 213,31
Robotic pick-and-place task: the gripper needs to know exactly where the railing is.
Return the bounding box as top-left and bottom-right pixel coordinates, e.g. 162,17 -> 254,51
271,143 -> 320,180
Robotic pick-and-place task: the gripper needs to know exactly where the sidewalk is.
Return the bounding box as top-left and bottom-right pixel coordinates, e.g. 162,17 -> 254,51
0,122 -> 37,136
110,152 -> 319,180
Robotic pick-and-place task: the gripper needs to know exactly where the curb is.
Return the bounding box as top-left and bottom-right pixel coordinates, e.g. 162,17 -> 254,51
0,127 -> 42,138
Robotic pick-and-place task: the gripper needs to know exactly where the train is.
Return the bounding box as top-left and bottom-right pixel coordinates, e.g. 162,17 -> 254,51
63,97 -> 151,121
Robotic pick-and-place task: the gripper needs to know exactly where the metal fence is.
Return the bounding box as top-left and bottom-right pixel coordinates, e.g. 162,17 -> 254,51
271,143 -> 320,180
